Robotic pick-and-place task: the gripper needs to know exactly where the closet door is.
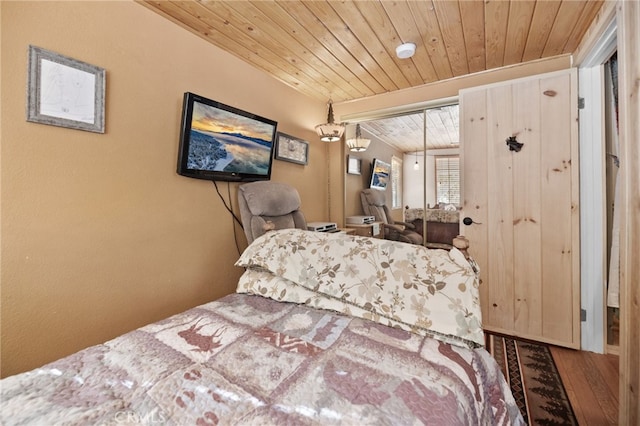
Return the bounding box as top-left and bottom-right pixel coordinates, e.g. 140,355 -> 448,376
460,70 -> 580,348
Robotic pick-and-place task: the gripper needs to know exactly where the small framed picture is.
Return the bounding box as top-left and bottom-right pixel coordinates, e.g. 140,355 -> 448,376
347,155 -> 361,175
26,45 -> 106,133
275,132 -> 309,165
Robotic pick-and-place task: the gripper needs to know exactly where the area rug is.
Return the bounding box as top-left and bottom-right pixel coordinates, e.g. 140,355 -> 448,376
485,332 -> 578,425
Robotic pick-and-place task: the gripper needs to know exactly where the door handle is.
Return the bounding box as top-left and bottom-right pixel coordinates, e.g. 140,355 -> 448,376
463,217 -> 482,226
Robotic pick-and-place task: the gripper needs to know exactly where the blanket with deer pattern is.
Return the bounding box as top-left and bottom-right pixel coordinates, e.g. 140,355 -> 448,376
0,293 -> 523,425
1,230 -> 523,425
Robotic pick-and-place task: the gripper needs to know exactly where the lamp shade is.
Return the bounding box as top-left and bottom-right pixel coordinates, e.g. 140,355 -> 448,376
315,123 -> 344,142
315,100 -> 345,142
346,123 -> 371,152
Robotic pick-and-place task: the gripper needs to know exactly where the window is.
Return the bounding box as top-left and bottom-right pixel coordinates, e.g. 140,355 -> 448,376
435,156 -> 460,205
391,156 -> 402,209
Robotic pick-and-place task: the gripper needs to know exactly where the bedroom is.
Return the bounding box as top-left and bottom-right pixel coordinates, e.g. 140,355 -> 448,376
1,1 -> 638,423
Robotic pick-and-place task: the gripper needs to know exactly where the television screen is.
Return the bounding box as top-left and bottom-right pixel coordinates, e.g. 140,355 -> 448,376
177,92 -> 278,182
369,158 -> 391,190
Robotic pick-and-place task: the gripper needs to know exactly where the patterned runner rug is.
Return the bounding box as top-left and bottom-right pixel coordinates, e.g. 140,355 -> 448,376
485,332 -> 578,425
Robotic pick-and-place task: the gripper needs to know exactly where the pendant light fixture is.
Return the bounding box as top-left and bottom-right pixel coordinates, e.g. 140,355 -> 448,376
413,151 -> 419,170
315,100 -> 345,142
346,123 -> 371,152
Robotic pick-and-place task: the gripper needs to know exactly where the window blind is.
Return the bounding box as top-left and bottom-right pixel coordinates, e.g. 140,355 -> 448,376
435,156 -> 460,205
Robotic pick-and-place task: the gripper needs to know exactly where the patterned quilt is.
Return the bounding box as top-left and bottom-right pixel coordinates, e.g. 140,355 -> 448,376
0,230 -> 524,425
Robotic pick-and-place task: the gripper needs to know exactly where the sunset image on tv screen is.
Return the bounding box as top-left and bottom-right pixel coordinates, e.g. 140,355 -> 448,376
187,100 -> 275,174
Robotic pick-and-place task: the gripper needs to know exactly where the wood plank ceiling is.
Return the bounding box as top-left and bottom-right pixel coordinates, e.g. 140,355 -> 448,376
357,104 -> 460,151
138,0 -> 603,152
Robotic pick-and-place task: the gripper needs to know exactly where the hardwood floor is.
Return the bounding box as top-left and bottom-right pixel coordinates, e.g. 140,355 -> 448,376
551,346 -> 619,425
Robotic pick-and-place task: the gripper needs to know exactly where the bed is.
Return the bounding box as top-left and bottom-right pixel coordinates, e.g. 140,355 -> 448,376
404,207 -> 460,247
0,229 -> 524,425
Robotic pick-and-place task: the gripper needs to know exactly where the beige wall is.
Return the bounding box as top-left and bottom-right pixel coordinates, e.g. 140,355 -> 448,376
0,1 -> 330,377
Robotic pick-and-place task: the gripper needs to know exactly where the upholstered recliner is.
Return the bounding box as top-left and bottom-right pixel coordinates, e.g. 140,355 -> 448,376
360,188 -> 423,245
238,181 -> 307,244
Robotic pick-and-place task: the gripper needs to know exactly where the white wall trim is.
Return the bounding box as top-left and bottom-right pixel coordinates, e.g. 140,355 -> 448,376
581,18 -> 618,67
578,65 -> 607,353
577,17 -> 617,353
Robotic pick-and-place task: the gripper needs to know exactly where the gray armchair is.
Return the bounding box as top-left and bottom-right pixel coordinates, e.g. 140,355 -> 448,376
238,181 -> 307,244
360,188 -> 422,245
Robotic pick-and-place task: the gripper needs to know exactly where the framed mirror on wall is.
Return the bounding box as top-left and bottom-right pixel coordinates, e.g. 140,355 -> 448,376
342,100 -> 460,246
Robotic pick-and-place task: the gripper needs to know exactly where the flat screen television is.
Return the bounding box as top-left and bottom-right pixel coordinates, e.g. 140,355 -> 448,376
369,158 -> 391,190
177,92 -> 278,182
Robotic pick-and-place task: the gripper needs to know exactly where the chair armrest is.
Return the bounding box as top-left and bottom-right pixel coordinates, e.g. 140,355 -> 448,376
383,223 -> 404,232
394,220 -> 415,230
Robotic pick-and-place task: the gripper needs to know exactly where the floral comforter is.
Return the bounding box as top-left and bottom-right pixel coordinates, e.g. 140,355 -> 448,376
0,230 -> 524,425
236,229 -> 483,348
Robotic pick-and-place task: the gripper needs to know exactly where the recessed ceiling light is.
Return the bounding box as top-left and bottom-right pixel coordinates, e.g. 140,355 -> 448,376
396,42 -> 416,59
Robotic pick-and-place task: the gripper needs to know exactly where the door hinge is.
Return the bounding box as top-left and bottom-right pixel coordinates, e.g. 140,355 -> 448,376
578,97 -> 585,109
581,308 -> 587,322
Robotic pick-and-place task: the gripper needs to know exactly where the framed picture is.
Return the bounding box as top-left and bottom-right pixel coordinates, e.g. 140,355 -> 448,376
347,155 -> 361,175
370,158 -> 391,190
275,132 -> 309,165
26,45 -> 106,133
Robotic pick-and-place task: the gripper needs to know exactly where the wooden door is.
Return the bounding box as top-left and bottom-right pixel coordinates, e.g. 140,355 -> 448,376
460,70 -> 580,348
